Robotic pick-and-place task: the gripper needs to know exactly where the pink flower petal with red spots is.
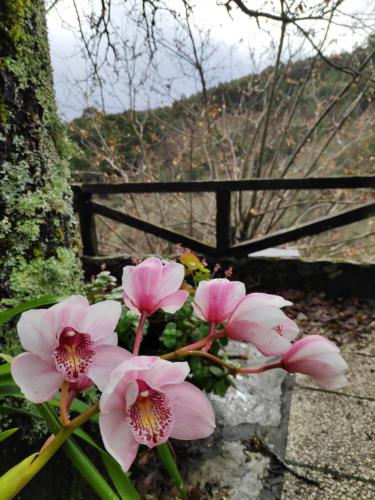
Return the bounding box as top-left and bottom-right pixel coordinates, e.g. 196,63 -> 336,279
99,356 -> 215,471
13,295 -> 124,401
226,304 -> 299,356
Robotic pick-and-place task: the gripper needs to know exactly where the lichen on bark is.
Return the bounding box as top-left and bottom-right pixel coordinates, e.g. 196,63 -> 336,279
0,0 -> 83,306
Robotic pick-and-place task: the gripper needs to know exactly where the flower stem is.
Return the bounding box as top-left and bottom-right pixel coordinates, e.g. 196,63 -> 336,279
167,329 -> 225,356
133,312 -> 147,356
236,360 -> 282,374
162,349 -> 282,374
202,321 -> 217,352
60,381 -> 71,426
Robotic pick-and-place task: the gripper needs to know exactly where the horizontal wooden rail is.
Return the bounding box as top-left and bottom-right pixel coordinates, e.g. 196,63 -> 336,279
73,178 -> 375,259
72,176 -> 375,195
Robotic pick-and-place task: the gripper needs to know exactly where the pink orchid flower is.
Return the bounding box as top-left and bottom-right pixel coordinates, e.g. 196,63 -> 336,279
11,295 -> 131,403
193,280 -> 298,356
122,257 -> 188,316
99,356 -> 215,471
281,335 -> 348,389
192,278 -> 246,324
224,293 -> 299,356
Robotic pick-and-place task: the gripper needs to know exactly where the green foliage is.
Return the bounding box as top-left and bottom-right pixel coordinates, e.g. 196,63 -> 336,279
0,294 -> 63,326
0,0 -> 31,57
8,248 -> 83,302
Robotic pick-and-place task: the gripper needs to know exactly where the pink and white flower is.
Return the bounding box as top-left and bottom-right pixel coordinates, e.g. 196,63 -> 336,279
193,280 -> 298,356
224,293 -> 299,356
122,257 -> 188,316
281,335 -> 348,389
192,278 -> 246,324
11,295 -> 131,403
99,356 -> 215,471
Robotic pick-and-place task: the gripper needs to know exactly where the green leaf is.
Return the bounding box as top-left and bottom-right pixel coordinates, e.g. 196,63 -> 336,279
0,452 -> 39,498
209,366 -> 224,377
37,404 -> 120,500
0,353 -> 13,364
0,384 -> 21,397
0,295 -> 64,326
74,428 -> 140,500
0,405 -> 40,419
0,427 -> 18,443
157,442 -> 188,500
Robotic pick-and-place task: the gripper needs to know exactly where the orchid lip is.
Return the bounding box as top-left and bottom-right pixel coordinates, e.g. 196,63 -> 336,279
53,327 -> 95,382
127,380 -> 173,447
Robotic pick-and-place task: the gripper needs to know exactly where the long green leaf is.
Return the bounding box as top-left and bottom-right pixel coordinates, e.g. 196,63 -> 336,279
0,405 -> 40,419
74,428 -> 140,500
37,403 -> 119,500
0,427 -> 18,443
0,385 -> 21,396
0,373 -> 14,387
157,442 -> 188,500
0,452 -> 39,499
0,363 -> 11,375
0,295 -> 64,326
0,354 -> 13,364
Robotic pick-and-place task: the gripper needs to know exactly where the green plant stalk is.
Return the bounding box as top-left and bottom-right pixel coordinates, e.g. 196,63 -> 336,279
157,442 -> 188,500
162,349 -> 282,375
37,403 -> 120,500
0,403 -> 100,498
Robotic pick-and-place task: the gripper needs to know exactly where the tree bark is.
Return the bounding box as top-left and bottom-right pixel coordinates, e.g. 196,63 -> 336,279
0,0 -> 82,302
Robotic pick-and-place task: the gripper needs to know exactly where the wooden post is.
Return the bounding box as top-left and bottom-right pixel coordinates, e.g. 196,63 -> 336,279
75,187 -> 98,256
216,190 -> 231,251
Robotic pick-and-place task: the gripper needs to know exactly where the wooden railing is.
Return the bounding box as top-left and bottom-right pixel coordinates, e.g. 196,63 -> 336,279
72,177 -> 375,259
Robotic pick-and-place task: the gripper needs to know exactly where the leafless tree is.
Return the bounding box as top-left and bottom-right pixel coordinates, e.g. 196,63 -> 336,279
49,0 -> 375,261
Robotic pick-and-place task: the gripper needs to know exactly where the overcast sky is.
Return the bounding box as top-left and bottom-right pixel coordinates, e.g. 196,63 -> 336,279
47,0 -> 375,121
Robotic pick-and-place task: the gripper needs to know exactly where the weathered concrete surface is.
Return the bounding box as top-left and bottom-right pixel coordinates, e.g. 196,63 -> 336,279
281,340 -> 375,499
180,336 -> 375,499
186,442 -> 270,500
179,342 -> 291,499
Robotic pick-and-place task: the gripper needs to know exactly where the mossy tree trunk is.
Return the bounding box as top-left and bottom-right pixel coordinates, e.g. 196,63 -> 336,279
0,0 -> 82,303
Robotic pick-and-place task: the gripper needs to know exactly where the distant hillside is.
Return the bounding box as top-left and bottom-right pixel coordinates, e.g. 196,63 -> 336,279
67,44 -> 374,183
67,42 -> 375,262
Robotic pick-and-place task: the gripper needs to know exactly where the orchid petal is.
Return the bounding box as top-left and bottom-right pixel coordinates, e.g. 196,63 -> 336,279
158,262 -> 185,297
122,292 -> 141,315
75,300 -> 121,343
156,290 -> 188,314
143,359 -> 190,389
164,382 -> 215,440
11,353 -> 63,403
101,356 -> 158,411
226,305 -> 299,355
124,258 -> 163,314
49,295 -> 90,327
88,345 -> 132,391
100,410 -> 139,471
194,279 -> 246,323
17,309 -> 60,360
242,293 -> 293,309
282,335 -> 348,390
